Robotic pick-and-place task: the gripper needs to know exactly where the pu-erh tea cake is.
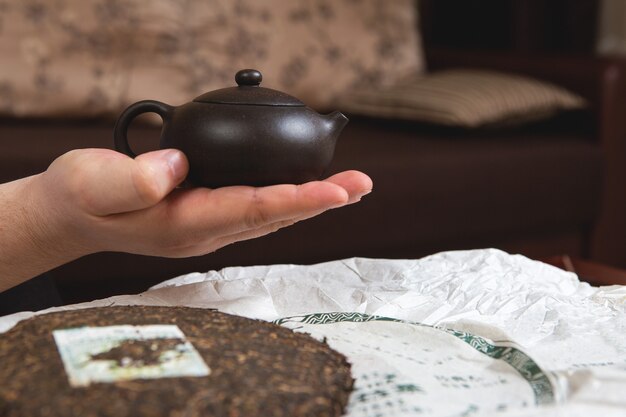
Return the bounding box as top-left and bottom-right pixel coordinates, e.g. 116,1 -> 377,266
0,306 -> 353,417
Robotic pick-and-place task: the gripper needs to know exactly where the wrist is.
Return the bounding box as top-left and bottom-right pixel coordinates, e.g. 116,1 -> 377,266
0,173 -> 94,291
28,171 -> 97,261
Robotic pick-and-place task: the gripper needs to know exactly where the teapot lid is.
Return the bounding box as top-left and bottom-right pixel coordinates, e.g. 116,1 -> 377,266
193,69 -> 304,107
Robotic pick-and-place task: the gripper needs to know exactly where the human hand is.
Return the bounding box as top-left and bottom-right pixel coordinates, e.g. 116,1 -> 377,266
32,148 -> 371,259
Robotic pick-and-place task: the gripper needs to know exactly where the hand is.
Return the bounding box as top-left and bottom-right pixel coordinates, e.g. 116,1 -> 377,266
0,148 -> 372,291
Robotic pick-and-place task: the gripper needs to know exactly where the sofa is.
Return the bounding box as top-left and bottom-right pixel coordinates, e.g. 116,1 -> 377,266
0,1 -> 624,306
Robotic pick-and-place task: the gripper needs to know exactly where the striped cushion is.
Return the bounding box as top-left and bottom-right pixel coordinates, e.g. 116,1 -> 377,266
340,69 -> 586,128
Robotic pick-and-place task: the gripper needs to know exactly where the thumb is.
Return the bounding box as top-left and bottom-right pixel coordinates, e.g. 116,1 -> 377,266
72,149 -> 189,216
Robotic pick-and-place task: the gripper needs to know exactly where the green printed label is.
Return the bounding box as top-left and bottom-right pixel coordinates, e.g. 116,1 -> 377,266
275,312 -> 555,417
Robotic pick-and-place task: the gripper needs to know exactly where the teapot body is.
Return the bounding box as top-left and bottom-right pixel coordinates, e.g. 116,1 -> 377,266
161,103 -> 339,188
113,69 -> 348,187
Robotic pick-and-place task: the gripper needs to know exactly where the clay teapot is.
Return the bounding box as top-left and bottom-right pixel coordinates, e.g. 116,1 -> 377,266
114,69 -> 348,188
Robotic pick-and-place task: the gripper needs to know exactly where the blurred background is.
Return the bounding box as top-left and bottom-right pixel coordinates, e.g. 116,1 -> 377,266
0,0 -> 625,307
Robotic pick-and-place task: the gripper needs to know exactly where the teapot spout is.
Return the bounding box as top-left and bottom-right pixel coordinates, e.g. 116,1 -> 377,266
323,111 -> 349,138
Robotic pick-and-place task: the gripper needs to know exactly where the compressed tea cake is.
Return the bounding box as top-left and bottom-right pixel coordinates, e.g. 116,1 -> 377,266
0,306 -> 353,417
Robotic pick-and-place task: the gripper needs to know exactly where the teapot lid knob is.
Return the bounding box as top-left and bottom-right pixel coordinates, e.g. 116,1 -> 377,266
194,68 -> 304,106
236,69 -> 262,86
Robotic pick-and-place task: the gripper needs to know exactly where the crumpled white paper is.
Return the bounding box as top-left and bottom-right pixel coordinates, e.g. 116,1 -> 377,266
1,249 -> 625,416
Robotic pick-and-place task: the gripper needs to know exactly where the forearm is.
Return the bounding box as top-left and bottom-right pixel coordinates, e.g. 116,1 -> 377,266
0,175 -> 86,292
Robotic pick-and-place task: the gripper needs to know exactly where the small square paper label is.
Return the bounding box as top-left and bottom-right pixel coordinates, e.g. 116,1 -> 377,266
52,324 -> 210,387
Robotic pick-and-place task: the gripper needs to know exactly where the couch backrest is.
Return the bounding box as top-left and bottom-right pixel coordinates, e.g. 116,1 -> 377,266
0,1 -> 425,119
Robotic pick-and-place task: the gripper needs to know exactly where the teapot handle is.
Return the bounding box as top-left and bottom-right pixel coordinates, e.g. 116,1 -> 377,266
113,100 -> 173,158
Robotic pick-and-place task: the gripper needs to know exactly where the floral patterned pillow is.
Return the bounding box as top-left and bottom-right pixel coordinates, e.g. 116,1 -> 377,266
0,0 -> 424,118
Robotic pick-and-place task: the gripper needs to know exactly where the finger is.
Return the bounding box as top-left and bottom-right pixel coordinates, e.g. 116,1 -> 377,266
174,205 -> 329,257
209,204 -> 334,251
178,171 -> 372,248
166,180 -> 349,237
209,218 -> 299,254
212,171 -> 373,247
62,149 -> 189,216
153,218 -> 296,258
323,170 -> 373,204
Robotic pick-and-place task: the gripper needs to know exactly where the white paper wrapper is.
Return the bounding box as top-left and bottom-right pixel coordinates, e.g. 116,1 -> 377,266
1,249 -> 625,416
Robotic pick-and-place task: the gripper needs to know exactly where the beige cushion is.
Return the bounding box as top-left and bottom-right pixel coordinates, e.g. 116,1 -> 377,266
0,0 -> 424,118
339,69 -> 587,128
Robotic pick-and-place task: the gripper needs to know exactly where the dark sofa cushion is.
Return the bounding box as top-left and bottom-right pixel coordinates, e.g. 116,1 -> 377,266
0,117 -> 603,303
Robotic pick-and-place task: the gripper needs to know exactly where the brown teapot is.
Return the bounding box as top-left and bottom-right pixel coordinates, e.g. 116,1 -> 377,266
114,69 -> 348,188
